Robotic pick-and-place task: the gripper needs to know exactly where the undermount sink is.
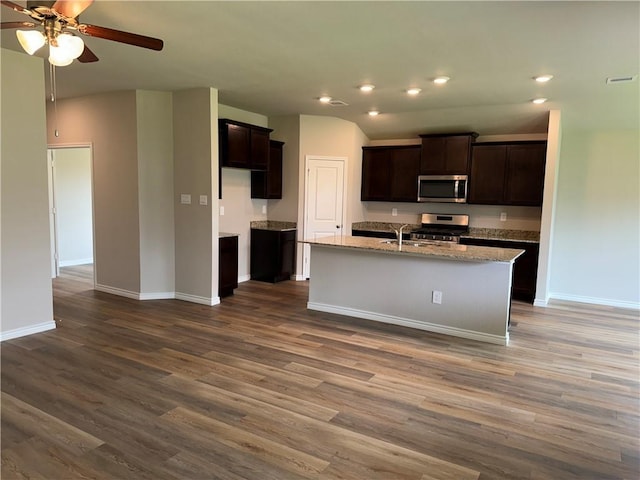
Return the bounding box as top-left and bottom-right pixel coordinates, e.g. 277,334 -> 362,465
379,239 -> 457,248
380,239 -> 427,247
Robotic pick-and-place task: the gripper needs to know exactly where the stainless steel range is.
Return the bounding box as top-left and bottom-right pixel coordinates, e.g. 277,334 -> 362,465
410,213 -> 469,243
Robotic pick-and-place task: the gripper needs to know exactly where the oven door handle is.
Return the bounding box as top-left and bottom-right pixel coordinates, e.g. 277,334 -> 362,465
453,180 -> 460,197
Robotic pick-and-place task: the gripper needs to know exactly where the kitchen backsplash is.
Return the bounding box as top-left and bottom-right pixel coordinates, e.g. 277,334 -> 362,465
362,202 -> 542,231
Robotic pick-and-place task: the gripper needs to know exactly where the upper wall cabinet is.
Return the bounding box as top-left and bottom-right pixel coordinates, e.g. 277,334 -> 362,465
469,141 -> 547,206
419,132 -> 478,175
251,140 -> 284,199
361,145 -> 421,202
219,119 -> 273,170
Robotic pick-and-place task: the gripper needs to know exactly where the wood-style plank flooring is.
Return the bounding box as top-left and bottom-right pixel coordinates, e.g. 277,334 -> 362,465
2,265 -> 639,479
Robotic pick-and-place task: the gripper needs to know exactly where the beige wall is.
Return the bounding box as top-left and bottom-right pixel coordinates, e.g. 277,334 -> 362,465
173,88 -> 218,304
136,91 -> 175,297
47,91 -> 141,294
1,49 -> 54,339
550,128 -> 639,307
218,105 -> 268,281
268,115 -> 301,223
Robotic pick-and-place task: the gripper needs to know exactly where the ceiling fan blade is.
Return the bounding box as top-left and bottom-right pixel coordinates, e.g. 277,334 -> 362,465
77,23 -> 163,51
52,0 -> 92,19
77,43 -> 98,63
1,21 -> 36,29
1,1 -> 30,15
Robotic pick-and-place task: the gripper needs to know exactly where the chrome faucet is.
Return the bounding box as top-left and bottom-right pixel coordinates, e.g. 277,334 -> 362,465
392,224 -> 409,248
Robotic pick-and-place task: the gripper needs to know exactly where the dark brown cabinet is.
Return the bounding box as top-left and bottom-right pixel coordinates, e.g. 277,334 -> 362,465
361,145 -> 420,202
460,237 -> 539,303
419,132 -> 478,175
469,141 -> 546,206
219,119 -> 273,170
218,235 -> 238,297
250,228 -> 296,283
251,140 -> 283,199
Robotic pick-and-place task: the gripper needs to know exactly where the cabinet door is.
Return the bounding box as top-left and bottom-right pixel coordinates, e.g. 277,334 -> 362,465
250,128 -> 270,170
469,145 -> 507,204
218,236 -> 238,297
361,148 -> 390,201
389,146 -> 420,202
420,134 -> 474,174
223,122 -> 250,168
505,144 -> 546,206
419,137 -> 446,174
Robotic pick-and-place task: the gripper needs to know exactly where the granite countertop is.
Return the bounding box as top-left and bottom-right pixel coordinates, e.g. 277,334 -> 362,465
250,220 -> 297,231
351,222 -> 539,243
302,235 -> 524,263
219,232 -> 239,238
462,228 -> 540,243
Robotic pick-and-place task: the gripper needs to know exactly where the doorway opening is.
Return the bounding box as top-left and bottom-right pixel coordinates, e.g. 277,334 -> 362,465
47,145 -> 95,287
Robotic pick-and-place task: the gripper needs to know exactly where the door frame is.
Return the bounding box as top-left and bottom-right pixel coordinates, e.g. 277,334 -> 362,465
302,155 -> 348,280
47,143 -> 96,288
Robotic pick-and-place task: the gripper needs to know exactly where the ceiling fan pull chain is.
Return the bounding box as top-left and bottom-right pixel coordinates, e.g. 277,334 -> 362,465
49,63 -> 60,137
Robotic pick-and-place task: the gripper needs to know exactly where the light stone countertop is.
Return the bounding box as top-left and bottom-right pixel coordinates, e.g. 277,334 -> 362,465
302,235 -> 524,263
219,232 -> 239,238
250,221 -> 297,231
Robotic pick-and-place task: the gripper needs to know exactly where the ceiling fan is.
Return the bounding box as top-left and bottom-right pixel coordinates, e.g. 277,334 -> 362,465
1,0 -> 163,66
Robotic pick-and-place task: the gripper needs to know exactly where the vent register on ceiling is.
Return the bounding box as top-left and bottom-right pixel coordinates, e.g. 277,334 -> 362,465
1,0 -> 163,66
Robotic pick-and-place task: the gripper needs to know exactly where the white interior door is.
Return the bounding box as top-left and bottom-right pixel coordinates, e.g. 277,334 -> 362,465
303,156 -> 346,279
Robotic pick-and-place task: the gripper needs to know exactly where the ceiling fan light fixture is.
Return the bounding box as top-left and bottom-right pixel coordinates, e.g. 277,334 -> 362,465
16,29 -> 46,55
49,44 -> 74,67
56,33 -> 85,60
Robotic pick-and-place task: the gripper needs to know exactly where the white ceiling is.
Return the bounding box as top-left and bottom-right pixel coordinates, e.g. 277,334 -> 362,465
1,1 -> 638,140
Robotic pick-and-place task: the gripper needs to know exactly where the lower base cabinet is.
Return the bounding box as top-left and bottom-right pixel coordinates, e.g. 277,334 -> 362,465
250,228 -> 296,283
218,235 -> 238,297
460,238 -> 539,303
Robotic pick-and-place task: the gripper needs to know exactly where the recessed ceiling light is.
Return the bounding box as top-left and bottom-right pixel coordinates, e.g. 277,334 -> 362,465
532,98 -> 547,104
406,88 -> 422,95
433,76 -> 450,85
368,110 -> 380,116
534,75 -> 554,83
318,96 -> 332,103
360,84 -> 375,92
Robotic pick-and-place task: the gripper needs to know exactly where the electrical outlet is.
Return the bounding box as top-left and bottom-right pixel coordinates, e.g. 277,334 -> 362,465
220,206 -> 225,216
262,205 -> 267,214
392,208 -> 398,216
432,290 -> 442,304
500,212 -> 507,222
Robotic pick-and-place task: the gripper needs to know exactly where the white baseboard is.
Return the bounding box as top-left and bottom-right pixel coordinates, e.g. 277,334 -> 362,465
59,258 -> 93,267
139,292 -> 175,300
1,321 -> 56,342
238,274 -> 251,283
307,301 -> 508,346
175,292 -> 220,306
294,274 -> 308,281
95,284 -> 140,299
548,292 -> 640,310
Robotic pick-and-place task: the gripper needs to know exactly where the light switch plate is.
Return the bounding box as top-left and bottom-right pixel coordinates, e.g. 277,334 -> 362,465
180,194 -> 191,205
220,206 -> 225,216
500,212 -> 507,222
199,195 -> 208,206
392,208 -> 398,216
262,205 -> 267,214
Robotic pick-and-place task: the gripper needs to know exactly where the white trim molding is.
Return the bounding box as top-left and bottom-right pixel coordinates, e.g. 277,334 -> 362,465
175,292 -> 220,306
139,292 -> 176,300
59,258 -> 94,267
1,321 -> 56,342
548,293 -> 640,310
95,284 -> 140,300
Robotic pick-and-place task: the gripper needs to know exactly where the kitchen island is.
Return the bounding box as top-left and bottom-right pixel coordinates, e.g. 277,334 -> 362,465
303,236 -> 524,345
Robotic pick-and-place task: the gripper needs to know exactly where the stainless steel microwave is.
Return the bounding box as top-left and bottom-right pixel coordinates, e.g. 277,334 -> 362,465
417,175 -> 468,203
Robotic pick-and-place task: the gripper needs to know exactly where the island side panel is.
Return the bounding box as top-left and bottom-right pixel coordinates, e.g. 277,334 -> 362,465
307,245 -> 512,344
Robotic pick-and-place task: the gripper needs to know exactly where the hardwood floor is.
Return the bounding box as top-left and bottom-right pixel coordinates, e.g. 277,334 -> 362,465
2,265 -> 638,479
